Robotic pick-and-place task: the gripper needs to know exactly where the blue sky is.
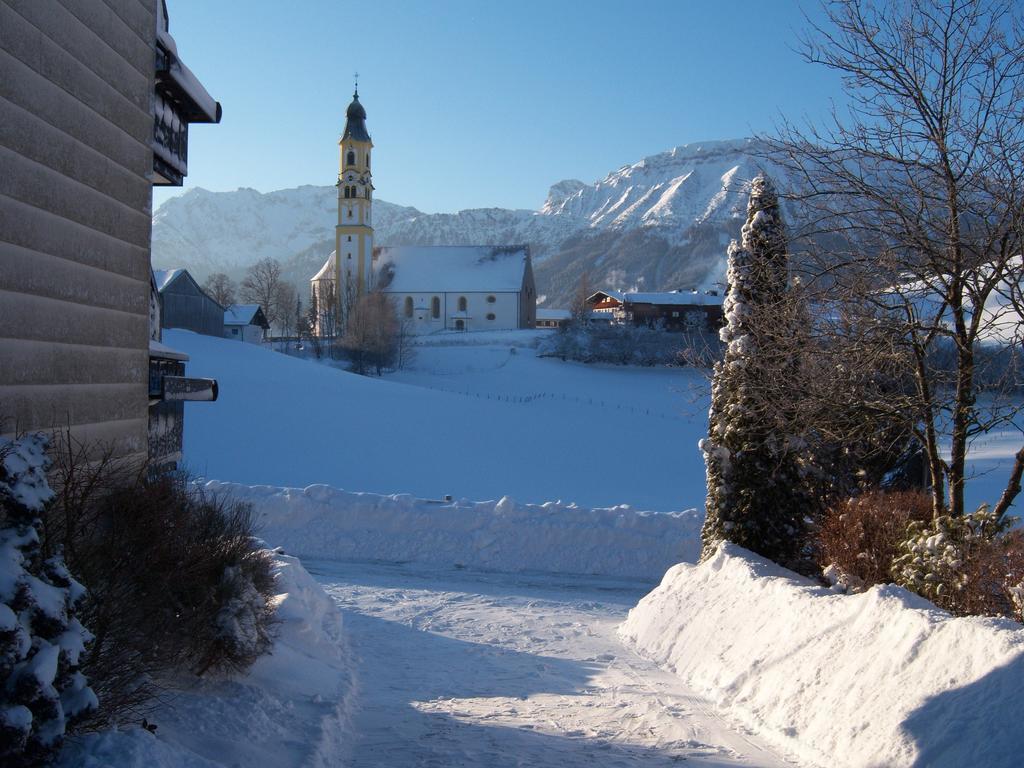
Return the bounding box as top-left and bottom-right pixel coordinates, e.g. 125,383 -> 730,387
156,0 -> 843,214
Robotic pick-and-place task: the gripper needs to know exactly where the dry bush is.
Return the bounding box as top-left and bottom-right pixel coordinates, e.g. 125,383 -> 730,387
817,490 -> 933,589
42,437 -> 276,729
957,529 -> 1024,619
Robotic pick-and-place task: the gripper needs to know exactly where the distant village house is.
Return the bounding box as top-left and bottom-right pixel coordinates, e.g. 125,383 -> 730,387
586,289 -> 723,332
224,304 -> 270,343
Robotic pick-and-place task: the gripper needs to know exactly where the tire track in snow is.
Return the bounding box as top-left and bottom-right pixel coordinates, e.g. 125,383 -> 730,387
309,560 -> 802,767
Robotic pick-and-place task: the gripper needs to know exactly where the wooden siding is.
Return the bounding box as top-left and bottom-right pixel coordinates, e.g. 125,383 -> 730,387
160,273 -> 225,337
0,0 -> 156,460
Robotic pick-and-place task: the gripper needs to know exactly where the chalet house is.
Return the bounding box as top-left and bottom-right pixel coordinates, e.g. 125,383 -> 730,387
224,304 -> 270,343
586,289 -> 724,332
154,268 -> 226,337
374,245 -> 538,333
1,0 -> 220,469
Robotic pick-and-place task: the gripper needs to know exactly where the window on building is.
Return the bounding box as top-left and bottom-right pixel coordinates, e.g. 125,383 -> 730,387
404,296 -> 413,318
366,152 -> 370,168
455,319 -> 464,330
486,295 -> 496,303
348,208 -> 353,218
347,235 -> 352,241
431,296 -> 440,318
486,313 -> 496,321
347,150 -> 355,166
344,186 -> 350,199
458,296 -> 467,312
231,328 -> 238,335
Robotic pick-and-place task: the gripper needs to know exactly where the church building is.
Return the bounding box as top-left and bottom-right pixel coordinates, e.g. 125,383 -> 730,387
311,89 -> 536,335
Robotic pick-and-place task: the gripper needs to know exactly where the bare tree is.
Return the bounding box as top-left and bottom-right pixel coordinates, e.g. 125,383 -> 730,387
767,0 -> 1024,519
339,292 -> 398,376
240,258 -> 284,328
569,270 -> 592,326
273,281 -> 298,339
203,273 -> 236,308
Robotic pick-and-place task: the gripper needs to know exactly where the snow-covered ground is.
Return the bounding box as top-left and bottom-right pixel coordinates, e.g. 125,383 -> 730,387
621,544 -> 1024,768
59,552 -> 355,768
310,558 -> 798,767
171,328 -> 1022,517
170,329 -> 709,513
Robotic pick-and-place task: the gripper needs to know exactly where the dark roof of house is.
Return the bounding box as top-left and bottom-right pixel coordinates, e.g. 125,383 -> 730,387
224,304 -> 269,329
342,91 -> 371,142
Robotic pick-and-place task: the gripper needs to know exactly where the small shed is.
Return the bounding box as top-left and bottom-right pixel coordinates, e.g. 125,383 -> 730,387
536,308 -> 571,329
224,304 -> 269,343
155,268 -> 225,336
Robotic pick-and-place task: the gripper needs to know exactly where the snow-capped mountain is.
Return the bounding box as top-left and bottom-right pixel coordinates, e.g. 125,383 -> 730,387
152,138 -> 774,307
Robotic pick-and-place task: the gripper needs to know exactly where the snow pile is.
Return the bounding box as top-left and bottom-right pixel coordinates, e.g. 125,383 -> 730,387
619,543 -> 1024,768
204,481 -> 702,581
59,551 -> 354,768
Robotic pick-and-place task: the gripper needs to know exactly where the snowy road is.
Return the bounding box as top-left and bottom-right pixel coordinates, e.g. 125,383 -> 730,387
309,560 -> 799,767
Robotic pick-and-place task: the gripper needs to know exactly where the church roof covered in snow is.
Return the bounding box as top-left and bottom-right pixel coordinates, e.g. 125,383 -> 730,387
313,252 -> 336,282
376,245 -> 531,294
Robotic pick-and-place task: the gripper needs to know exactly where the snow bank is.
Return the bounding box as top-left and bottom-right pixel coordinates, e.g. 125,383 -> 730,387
59,551 -> 354,768
205,481 -> 703,581
619,543 -> 1024,768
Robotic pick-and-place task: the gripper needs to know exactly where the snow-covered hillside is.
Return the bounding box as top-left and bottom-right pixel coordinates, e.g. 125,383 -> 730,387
167,329 -> 709,513
153,139 -> 773,306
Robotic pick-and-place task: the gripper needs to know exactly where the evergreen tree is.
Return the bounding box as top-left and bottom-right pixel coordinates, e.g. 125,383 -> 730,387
699,174 -> 813,567
0,435 -> 96,766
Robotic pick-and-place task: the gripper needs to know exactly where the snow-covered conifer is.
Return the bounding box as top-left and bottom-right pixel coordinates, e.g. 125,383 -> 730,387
0,435 -> 97,766
699,174 -> 814,567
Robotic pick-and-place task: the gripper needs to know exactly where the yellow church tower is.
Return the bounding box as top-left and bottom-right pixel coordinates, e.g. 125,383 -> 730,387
335,86 -> 374,300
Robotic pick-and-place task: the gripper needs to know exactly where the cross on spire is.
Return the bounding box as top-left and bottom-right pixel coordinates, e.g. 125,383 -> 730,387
354,71 -> 359,98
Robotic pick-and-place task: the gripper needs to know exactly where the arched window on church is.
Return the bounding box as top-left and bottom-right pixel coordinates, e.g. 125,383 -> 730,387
458,296 -> 468,312
343,186 -> 350,199
366,152 -> 370,169
404,297 -> 413,318
431,297 -> 440,319
347,150 -> 356,166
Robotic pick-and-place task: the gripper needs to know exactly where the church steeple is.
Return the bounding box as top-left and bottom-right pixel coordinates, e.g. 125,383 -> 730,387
342,89 -> 370,142
335,79 -> 374,303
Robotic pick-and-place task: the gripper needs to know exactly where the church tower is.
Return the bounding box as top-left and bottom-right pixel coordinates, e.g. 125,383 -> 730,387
335,86 -> 374,300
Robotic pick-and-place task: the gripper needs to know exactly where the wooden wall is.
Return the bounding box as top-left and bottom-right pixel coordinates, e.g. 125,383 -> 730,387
0,0 -> 156,459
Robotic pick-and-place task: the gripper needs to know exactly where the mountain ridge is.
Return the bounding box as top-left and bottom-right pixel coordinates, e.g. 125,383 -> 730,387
152,138 -> 773,307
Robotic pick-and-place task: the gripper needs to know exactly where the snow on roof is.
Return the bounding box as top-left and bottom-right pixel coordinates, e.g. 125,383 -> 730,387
377,246 -> 529,294
156,7 -> 219,123
149,338 -> 189,361
624,291 -> 724,307
312,252 -> 336,282
537,308 -> 571,320
224,304 -> 265,326
153,268 -> 185,292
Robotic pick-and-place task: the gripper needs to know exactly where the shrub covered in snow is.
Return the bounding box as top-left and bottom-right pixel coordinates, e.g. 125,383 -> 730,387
0,435 -> 96,766
893,506 -> 1024,619
43,445 -> 275,726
